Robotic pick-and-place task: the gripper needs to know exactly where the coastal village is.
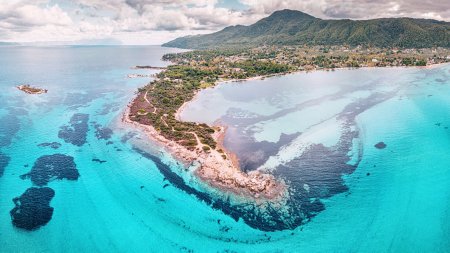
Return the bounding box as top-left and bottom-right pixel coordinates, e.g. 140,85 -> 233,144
165,46 -> 450,74
128,46 -> 450,201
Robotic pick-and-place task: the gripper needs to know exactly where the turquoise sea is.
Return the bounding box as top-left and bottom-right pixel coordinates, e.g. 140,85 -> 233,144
0,46 -> 449,252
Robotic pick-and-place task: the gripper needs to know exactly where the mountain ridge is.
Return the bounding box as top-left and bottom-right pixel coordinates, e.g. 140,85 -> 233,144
163,9 -> 450,49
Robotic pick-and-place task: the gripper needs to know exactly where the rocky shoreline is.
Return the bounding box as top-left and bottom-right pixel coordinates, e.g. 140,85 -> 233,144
123,103 -> 287,202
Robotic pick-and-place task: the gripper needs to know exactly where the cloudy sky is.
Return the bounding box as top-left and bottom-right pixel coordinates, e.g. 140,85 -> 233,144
1,0 -> 449,45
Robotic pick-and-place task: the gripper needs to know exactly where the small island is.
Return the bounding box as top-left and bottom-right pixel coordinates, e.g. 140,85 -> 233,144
375,142 -> 387,149
17,84 -> 48,94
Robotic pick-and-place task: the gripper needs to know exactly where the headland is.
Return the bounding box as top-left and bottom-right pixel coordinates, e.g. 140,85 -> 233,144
126,46 -> 450,203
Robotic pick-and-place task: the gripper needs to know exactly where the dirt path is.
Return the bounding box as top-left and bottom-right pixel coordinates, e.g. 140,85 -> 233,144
186,131 -> 203,148
144,88 -> 157,114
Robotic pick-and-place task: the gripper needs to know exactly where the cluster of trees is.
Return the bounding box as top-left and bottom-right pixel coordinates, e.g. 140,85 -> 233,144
401,58 -> 427,66
230,60 -> 291,77
134,49 -> 296,151
131,64 -> 221,151
289,53 -> 432,69
163,49 -> 246,62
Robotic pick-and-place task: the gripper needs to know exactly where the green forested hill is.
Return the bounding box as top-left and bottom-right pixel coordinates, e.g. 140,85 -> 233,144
163,9 -> 450,49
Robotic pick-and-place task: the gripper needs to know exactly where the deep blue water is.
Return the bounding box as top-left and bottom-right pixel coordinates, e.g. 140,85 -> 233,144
0,46 -> 449,252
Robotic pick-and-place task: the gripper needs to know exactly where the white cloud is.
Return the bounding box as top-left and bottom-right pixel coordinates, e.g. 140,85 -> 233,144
0,2 -> 72,28
0,0 -> 448,45
240,0 -> 326,16
241,0 -> 450,20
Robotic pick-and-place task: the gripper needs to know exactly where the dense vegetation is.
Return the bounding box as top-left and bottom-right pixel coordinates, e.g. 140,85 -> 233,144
130,55 -> 291,151
163,9 -> 450,49
131,45 -> 449,151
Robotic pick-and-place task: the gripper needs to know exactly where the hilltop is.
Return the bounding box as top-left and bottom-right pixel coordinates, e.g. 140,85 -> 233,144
163,9 -> 450,49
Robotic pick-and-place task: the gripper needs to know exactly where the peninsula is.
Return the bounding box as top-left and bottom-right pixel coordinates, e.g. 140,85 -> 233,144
126,46 -> 449,201
125,50 -> 291,200
128,10 -> 450,203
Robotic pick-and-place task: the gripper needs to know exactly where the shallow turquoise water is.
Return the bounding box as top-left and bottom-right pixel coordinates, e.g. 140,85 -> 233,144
0,46 -> 449,252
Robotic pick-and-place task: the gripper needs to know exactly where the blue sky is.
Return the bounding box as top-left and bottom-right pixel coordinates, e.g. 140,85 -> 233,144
217,0 -> 247,10
0,0 -> 448,45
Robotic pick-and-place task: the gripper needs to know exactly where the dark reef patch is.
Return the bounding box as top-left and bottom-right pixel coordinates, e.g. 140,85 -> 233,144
121,131 -> 138,143
133,147 -> 213,203
208,89 -> 395,231
58,113 -> 89,146
375,142 -> 387,149
37,142 -> 62,149
92,122 -> 113,140
133,147 -> 308,232
275,142 -> 355,199
10,187 -> 55,230
0,152 -> 11,177
272,92 -> 394,225
92,158 -> 107,164
224,131 -> 300,172
21,154 -> 79,186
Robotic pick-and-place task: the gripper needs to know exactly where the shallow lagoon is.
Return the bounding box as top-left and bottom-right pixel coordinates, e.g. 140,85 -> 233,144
0,46 -> 449,252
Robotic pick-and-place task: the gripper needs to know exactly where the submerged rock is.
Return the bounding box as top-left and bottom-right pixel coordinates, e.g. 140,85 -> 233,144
58,113 -> 89,146
37,142 -> 62,149
374,142 -> 387,149
10,187 -> 55,230
92,158 -> 107,164
21,154 -> 79,186
93,123 -> 113,140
